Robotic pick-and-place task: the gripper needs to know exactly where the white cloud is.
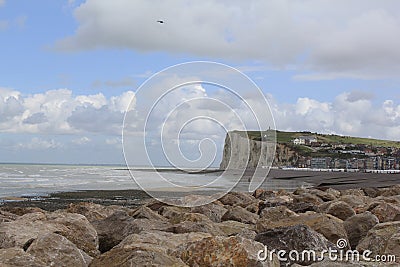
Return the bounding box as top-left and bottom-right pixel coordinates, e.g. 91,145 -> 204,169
271,91 -> 400,140
72,136 -> 91,144
54,0 -> 400,79
2,86 -> 400,165
0,88 -> 135,135
0,0 -> 4,7
17,137 -> 63,150
105,137 -> 121,145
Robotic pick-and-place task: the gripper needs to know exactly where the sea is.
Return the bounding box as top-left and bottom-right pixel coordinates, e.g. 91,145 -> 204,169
0,164 -> 313,198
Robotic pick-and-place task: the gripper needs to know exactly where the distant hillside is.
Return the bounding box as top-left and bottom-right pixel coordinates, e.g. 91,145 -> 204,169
223,130 -> 400,169
244,130 -> 400,148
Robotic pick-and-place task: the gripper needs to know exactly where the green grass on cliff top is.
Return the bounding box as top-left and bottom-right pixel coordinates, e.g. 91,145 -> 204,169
235,130 -> 400,148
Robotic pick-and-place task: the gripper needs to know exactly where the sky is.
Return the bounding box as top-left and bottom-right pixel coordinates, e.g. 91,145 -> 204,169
1,0 -> 400,165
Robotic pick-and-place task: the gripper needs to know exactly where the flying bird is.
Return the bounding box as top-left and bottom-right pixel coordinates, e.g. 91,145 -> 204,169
157,20 -> 164,24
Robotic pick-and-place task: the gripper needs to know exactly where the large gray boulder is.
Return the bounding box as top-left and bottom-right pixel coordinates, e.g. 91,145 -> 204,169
0,211 -> 99,257
256,212 -> 348,244
255,224 -> 335,267
190,202 -> 228,223
0,247 -> 46,267
221,206 -> 259,224
172,235 -> 279,267
344,212 -> 379,249
27,233 -> 92,267
90,230 -> 213,267
370,202 -> 400,222
321,201 -> 356,221
357,221 -> 400,263
92,210 -> 171,253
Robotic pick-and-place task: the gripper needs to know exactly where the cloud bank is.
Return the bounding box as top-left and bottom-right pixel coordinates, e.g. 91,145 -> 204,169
0,87 -> 135,135
55,0 -> 400,79
1,87 -> 400,141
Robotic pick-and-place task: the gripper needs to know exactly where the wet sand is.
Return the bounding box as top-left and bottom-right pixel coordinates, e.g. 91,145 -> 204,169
1,169 -> 399,211
266,169 -> 400,189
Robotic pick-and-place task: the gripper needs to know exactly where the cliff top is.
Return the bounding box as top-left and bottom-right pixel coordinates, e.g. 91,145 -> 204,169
231,130 -> 400,148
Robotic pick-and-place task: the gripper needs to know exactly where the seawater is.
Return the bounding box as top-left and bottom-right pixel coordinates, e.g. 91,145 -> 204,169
0,164 -> 312,198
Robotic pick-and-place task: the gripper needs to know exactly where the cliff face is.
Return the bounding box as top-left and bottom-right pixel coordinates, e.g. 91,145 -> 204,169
273,143 -> 299,167
220,131 -> 297,169
219,131 -> 276,169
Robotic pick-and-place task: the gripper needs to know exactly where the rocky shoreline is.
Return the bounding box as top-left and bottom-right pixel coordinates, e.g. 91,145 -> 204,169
1,185 -> 400,266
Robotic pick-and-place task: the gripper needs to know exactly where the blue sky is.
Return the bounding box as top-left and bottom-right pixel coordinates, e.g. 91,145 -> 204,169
1,0 -> 400,165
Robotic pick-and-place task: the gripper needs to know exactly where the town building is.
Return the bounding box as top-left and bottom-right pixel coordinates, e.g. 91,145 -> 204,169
293,136 -> 318,146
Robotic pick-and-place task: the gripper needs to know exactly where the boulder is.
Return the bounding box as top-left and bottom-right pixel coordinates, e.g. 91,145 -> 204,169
246,200 -> 262,214
0,247 -> 46,267
292,193 -> 323,206
27,233 -> 92,267
362,187 -> 380,198
92,210 -> 170,253
341,189 -> 365,197
90,247 -> 187,267
309,189 -> 337,202
323,201 -> 356,220
172,235 -> 279,267
221,206 -> 259,224
256,212 -> 348,244
92,210 -> 137,253
325,188 -> 341,199
286,202 -> 320,213
178,193 -> 222,207
255,224 -> 335,266
339,195 -> 371,212
344,212 -> 379,249
160,206 -> 190,223
259,196 -> 293,211
219,191 -> 255,207
296,258 -> 393,266
370,202 -> 400,222
129,206 -> 167,221
131,218 -> 172,233
0,210 -> 18,223
0,207 -> 45,216
190,202 -> 227,222
0,211 -> 99,257
90,230 -> 212,267
45,211 -> 99,257
379,184 -> 400,197
217,220 -> 256,237
142,199 -> 169,213
166,214 -> 222,236
260,206 -> 297,221
293,187 -> 308,195
66,202 -> 123,222
357,221 -> 400,258
253,188 -> 276,200
385,232 -> 400,263
117,230 -> 211,252
0,212 -> 59,249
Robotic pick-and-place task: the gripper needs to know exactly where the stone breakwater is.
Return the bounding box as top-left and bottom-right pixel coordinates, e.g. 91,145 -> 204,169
1,185 -> 400,266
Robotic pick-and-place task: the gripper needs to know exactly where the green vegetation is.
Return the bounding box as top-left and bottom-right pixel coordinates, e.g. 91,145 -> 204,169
232,129 -> 400,152
316,133 -> 400,148
237,130 -> 400,148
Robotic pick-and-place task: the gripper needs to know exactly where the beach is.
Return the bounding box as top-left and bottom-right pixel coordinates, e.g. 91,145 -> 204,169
1,183 -> 400,266
1,164 -> 400,212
